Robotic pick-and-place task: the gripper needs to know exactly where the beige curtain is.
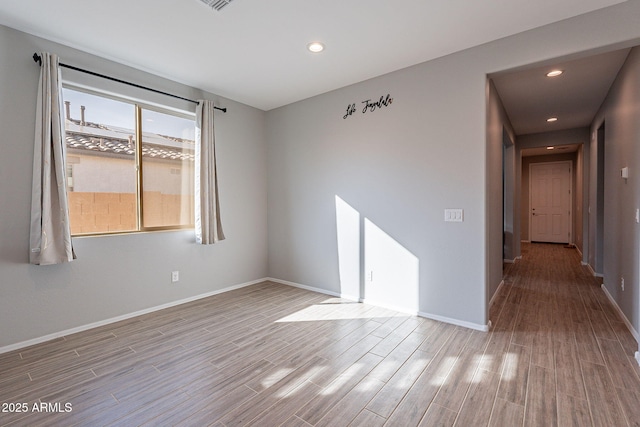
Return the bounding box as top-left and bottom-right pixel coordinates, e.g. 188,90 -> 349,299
29,52 -> 75,264
195,100 -> 225,244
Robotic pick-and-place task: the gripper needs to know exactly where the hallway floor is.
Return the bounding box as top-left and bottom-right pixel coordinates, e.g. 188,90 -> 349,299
493,242 -> 640,426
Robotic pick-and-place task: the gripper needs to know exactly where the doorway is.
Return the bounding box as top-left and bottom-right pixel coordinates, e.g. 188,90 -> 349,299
530,161 -> 572,244
594,123 -> 605,274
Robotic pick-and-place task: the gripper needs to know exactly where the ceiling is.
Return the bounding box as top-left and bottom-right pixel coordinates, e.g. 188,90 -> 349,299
0,0 -> 628,111
491,48 -> 631,135
522,144 -> 581,157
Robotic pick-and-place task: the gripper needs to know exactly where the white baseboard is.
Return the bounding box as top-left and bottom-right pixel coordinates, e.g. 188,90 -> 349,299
600,284 -> 640,345
0,278 -> 267,355
418,311 -> 489,332
635,351 -> 640,367
267,278 -> 417,315
585,263 -> 603,277
489,280 -> 505,308
361,299 -> 418,316
268,278 -> 489,332
266,277 -> 357,301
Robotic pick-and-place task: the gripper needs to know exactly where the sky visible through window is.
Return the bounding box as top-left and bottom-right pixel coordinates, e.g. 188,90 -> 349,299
62,88 -> 195,140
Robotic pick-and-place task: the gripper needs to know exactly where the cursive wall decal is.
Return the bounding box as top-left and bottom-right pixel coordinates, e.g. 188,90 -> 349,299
343,94 -> 393,119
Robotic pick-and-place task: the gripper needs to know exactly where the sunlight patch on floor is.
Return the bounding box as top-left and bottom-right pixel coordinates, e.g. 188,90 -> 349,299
501,352 -> 519,381
260,367 -> 294,390
273,365 -> 326,398
319,369 -> 360,396
430,356 -> 458,385
467,355 -> 484,383
275,302 -> 411,323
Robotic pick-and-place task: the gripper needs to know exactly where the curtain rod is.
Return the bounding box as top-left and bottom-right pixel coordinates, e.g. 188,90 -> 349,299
32,53 -> 227,113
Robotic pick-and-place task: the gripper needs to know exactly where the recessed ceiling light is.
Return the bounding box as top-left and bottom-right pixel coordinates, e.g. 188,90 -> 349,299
547,146 -> 555,150
546,70 -> 563,77
307,42 -> 325,53
547,117 -> 558,122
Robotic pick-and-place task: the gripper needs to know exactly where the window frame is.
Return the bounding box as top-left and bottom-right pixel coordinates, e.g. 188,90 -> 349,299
62,84 -> 197,237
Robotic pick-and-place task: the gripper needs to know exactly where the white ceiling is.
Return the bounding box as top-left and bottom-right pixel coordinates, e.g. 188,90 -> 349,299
0,0 -> 628,111
522,144 -> 580,157
491,49 -> 630,135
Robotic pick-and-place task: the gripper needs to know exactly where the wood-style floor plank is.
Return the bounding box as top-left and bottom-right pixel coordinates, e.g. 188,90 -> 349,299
349,410 -> 386,427
383,334 -> 474,427
365,348 -> 433,419
580,360 -> 628,426
144,385 -> 257,426
295,352 -> 381,425
615,387 -> 640,427
367,331 -> 426,383
488,398 -> 524,427
597,337 -> 640,391
554,339 -> 587,400
315,376 -> 385,427
524,365 -> 557,427
218,356 -> 326,427
456,368 -> 501,427
556,393 -> 592,427
1,244 -> 638,427
418,403 -> 457,427
246,380 -> 322,427
496,343 -> 531,406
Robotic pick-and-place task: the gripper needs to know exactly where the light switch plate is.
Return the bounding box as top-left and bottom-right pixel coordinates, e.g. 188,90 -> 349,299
445,209 -> 463,222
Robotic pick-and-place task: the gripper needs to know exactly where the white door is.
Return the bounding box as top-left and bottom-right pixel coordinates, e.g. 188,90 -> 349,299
530,161 -> 572,243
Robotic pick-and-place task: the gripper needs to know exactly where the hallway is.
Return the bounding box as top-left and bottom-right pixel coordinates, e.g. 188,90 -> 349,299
492,243 -> 640,426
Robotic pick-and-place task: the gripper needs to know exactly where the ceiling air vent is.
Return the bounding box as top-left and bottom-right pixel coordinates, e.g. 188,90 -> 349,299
199,0 -> 234,11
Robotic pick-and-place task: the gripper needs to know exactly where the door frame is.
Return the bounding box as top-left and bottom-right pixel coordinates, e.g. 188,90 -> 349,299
528,160 -> 573,244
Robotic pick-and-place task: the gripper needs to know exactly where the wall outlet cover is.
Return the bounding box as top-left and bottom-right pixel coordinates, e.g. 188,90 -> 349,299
444,208 -> 464,222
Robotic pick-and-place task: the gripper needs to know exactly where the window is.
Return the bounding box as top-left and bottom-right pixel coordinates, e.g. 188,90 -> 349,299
62,87 -> 195,235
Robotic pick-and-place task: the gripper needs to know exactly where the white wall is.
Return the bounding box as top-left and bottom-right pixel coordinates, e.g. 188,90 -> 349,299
267,64 -> 488,327
592,46 -> 640,337
0,25 -> 268,349
266,1 -> 640,329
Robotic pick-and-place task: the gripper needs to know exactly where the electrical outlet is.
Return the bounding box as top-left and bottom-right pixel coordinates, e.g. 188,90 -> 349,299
172,271 -> 179,283
366,271 -> 373,282
621,277 -> 625,291
444,208 -> 464,222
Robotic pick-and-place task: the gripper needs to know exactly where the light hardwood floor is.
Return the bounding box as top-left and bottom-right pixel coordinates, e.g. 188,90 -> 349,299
1,243 -> 639,426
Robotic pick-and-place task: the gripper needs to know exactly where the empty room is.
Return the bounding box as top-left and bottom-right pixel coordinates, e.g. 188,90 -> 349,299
1,1 -> 640,426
